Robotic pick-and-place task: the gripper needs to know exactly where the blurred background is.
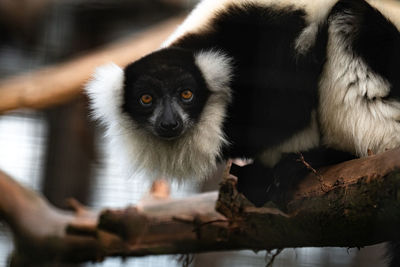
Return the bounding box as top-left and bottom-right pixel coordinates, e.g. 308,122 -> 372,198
0,0 -> 396,266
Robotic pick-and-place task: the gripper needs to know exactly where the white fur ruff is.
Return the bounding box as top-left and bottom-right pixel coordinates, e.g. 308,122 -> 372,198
85,50 -> 233,181
319,13 -> 400,157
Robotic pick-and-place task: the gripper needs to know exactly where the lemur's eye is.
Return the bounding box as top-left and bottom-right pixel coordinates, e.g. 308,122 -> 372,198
140,94 -> 153,106
181,90 -> 193,101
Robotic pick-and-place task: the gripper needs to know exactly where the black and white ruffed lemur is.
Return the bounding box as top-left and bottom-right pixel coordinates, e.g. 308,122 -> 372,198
86,0 -> 400,265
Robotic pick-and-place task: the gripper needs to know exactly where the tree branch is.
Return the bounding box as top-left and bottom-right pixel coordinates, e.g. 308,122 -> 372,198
218,147 -> 400,249
0,16 -> 183,114
1,148 -> 400,265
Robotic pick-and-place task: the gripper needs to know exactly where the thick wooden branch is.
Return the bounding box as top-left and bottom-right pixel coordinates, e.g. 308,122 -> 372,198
218,148 -> 400,249
0,16 -> 183,114
1,148 -> 400,265
0,170 -> 101,265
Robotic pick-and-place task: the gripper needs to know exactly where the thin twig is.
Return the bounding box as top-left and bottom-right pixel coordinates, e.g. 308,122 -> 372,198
194,219 -> 230,230
297,153 -> 330,192
176,254 -> 195,267
265,248 -> 283,267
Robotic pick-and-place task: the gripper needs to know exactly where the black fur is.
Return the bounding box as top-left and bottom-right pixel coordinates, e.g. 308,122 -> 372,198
122,48 -> 211,128
89,1 -> 400,263
329,0 -> 400,100
328,1 -> 400,265
172,4 -> 326,157
123,0 -> 399,215
170,3 -> 331,206
232,148 -> 355,208
387,242 -> 400,267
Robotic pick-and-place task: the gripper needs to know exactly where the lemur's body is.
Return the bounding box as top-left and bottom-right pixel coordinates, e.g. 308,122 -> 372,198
86,1 -> 400,265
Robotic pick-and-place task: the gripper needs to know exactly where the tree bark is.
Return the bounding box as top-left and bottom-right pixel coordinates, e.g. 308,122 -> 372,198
1,148 -> 400,265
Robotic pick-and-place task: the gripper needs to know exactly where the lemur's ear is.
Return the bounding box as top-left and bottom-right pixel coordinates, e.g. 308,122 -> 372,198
194,50 -> 233,95
85,63 -> 124,125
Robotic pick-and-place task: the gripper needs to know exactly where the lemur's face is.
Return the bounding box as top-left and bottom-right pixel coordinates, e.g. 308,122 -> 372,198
122,48 -> 210,140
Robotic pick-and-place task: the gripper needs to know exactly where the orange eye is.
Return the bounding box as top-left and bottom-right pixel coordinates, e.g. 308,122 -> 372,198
140,94 -> 153,105
181,90 -> 193,101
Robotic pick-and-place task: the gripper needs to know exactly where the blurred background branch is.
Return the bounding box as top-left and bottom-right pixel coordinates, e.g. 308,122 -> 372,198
0,16 -> 183,114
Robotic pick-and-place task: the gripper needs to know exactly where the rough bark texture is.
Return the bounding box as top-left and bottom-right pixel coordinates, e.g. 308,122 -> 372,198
1,148 -> 400,265
218,148 -> 400,249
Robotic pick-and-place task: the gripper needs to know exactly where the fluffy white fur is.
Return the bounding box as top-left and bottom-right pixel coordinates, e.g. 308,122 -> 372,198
319,12 -> 400,157
85,63 -> 125,126
195,50 -> 233,95
85,50 -> 233,181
